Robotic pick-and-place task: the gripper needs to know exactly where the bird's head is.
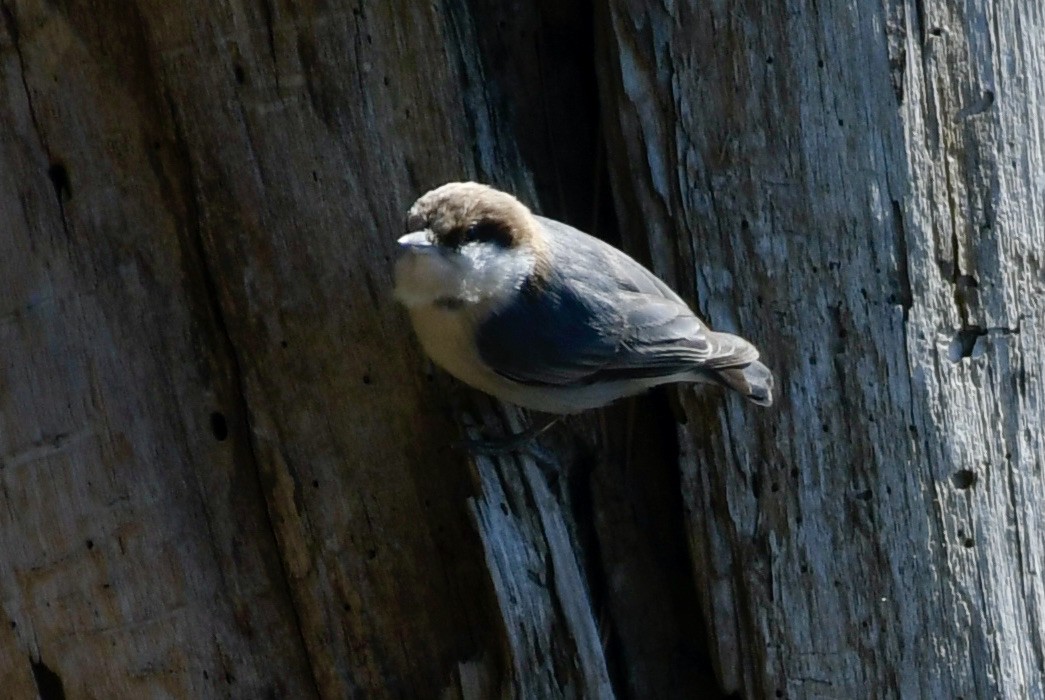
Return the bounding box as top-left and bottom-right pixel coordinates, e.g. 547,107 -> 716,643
393,182 -> 546,310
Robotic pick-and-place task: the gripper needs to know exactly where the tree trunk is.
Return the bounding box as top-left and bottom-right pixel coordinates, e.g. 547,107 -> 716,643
598,0 -> 1045,697
1,1 -> 1042,699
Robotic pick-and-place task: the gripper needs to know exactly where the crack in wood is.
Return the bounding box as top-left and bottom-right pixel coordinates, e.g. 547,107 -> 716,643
1,1 -> 72,239
161,93 -> 324,699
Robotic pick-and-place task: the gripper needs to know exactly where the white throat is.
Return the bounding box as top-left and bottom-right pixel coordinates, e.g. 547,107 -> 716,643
394,242 -> 536,310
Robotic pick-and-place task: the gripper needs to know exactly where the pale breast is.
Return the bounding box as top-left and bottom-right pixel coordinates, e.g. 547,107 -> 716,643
407,305 -> 510,398
406,304 -> 699,414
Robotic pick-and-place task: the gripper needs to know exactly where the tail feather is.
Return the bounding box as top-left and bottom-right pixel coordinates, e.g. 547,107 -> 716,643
708,361 -> 774,406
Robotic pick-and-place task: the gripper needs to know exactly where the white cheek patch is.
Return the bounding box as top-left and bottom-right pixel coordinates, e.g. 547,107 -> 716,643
394,244 -> 535,309
457,243 -> 535,306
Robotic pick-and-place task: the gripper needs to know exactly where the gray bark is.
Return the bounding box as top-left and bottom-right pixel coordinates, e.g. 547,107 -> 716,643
599,0 -> 1045,697
1,0 -> 1042,698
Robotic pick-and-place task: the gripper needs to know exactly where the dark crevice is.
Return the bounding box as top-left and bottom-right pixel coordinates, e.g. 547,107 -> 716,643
457,1 -> 725,696
2,2 -> 72,239
567,443 -> 628,695
950,227 -> 971,327
463,0 -> 605,228
913,0 -> 927,47
210,411 -> 229,441
30,658 -> 66,700
259,0 -> 279,70
162,97 -> 323,698
948,326 -> 985,362
47,163 -> 72,201
890,200 -> 913,316
948,323 -> 1020,363
3,2 -> 46,154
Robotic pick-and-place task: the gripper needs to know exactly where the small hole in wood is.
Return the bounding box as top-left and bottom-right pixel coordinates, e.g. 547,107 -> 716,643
47,162 -> 72,201
210,412 -> 229,441
950,469 -> 977,490
948,326 -> 986,363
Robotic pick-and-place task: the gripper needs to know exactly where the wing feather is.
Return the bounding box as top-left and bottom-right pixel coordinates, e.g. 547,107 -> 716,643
476,218 -> 758,386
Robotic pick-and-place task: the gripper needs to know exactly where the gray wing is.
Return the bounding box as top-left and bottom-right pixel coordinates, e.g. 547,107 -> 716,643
475,217 -> 758,387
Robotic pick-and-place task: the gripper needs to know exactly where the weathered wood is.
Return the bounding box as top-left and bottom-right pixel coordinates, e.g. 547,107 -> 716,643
0,0 -> 512,696
1,0 -> 652,697
598,0 -> 1045,696
5,0 -> 1042,697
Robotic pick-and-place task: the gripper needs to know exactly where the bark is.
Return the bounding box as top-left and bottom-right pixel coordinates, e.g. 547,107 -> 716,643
0,1 -> 509,696
598,0 -> 1045,697
1,0 -> 1042,699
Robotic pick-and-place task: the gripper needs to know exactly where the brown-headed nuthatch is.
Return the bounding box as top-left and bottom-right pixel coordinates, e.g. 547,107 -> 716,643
394,182 -> 773,420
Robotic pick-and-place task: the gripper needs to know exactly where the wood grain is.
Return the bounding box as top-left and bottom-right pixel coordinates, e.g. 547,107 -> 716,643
4,0 -> 1041,697
599,0 -> 1045,696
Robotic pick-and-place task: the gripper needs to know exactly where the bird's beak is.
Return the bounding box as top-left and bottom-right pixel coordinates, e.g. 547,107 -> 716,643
397,230 -> 434,251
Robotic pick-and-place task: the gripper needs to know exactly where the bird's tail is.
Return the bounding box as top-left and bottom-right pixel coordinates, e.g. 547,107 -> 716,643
705,361 -> 774,406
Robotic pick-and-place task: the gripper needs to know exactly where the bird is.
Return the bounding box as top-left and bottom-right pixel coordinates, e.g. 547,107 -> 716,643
393,182 -> 772,446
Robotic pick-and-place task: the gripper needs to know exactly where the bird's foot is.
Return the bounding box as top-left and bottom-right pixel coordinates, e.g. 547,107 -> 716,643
455,415 -> 561,456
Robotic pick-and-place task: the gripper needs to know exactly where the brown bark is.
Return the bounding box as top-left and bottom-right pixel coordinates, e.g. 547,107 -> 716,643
1,0 -> 502,696
3,0 -> 1042,698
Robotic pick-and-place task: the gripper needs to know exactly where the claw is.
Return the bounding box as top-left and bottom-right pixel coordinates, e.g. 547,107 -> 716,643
455,415 -> 561,455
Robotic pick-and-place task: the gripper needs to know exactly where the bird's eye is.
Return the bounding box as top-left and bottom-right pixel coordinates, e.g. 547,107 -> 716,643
462,221 -> 511,247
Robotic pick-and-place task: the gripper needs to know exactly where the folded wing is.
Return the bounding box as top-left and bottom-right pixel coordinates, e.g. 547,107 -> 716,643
476,218 -> 759,387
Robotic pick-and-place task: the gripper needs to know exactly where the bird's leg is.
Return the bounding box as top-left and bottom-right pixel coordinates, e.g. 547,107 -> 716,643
457,414 -> 562,456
